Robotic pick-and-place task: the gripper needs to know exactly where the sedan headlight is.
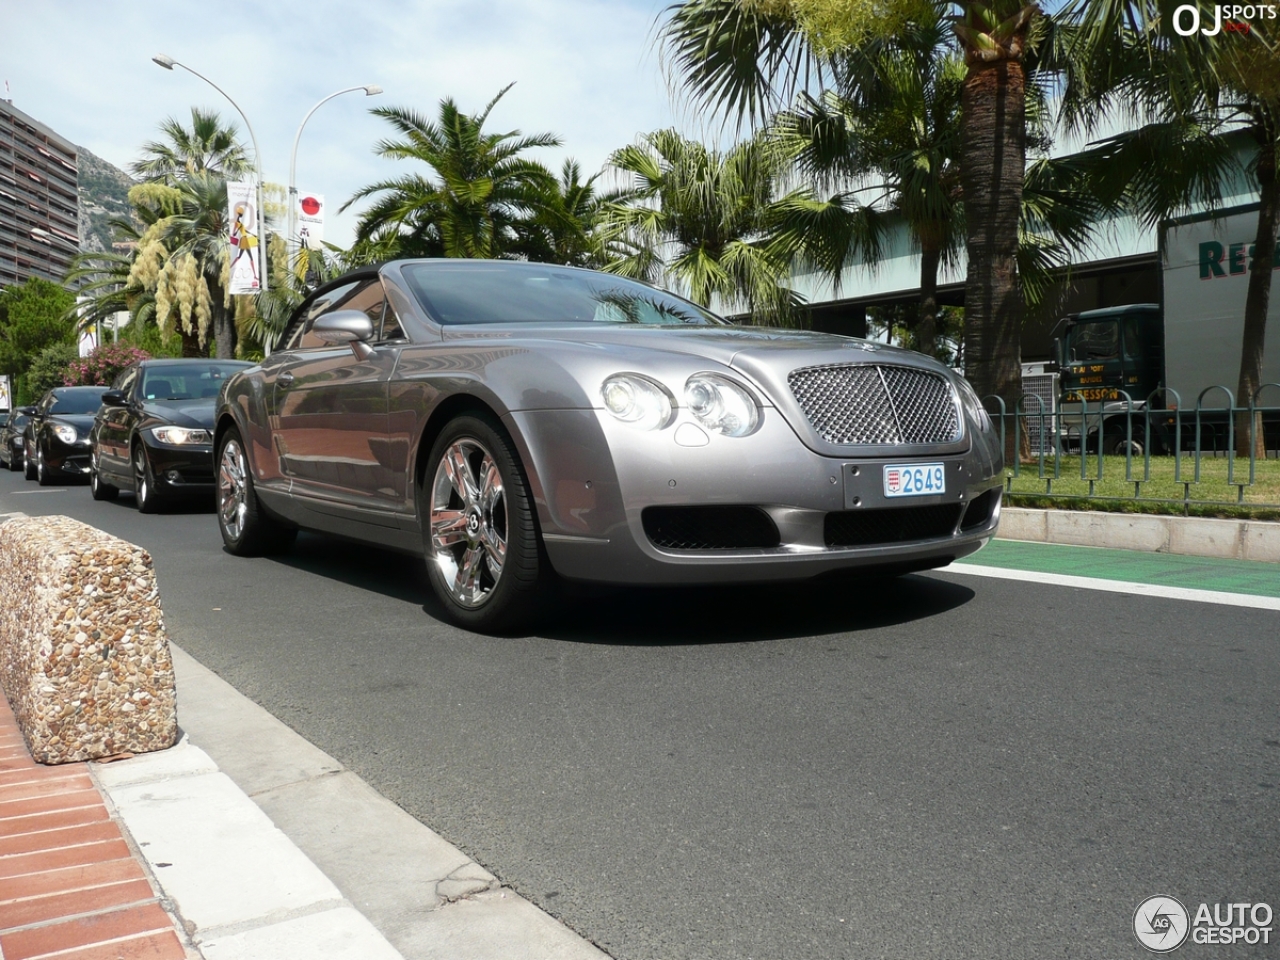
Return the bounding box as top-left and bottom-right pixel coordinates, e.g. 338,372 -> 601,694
150,426 -> 212,445
601,374 -> 675,431
683,374 -> 760,438
955,377 -> 992,433
52,424 -> 77,444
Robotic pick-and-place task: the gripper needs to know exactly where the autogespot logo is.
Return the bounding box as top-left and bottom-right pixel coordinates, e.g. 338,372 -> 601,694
1134,895 -> 1191,953
1173,4 -> 1279,35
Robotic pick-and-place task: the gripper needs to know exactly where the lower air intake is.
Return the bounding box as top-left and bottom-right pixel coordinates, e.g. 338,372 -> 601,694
824,504 -> 963,547
643,506 -> 781,550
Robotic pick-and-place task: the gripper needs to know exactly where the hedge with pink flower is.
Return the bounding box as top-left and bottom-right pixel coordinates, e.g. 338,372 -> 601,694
62,344 -> 151,388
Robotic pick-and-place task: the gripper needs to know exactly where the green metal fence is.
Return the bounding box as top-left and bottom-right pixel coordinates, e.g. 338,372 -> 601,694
984,385 -> 1280,511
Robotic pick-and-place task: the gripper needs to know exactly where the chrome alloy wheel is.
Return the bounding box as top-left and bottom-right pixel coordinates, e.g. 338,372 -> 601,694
430,438 -> 508,608
218,437 -> 249,541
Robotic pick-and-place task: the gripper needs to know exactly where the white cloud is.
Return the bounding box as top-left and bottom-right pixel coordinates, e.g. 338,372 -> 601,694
1,0 -> 686,244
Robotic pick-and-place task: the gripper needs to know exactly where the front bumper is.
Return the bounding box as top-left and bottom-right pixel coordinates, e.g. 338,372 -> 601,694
144,439 -> 216,490
509,407 -> 1003,586
47,437 -> 91,475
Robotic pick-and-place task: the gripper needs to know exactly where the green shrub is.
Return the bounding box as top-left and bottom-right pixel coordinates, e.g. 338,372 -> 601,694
23,342 -> 81,402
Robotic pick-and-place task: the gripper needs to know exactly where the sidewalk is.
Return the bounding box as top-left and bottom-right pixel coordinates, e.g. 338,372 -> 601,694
0,696 -> 189,959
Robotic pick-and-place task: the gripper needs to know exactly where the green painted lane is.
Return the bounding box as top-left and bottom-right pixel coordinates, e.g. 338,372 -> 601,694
955,538 -> 1280,599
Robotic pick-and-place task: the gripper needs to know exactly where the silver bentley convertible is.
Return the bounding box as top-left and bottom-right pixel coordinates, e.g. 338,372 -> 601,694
215,260 -> 1003,631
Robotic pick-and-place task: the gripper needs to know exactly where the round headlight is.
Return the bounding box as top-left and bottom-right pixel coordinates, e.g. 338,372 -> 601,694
600,374 -> 674,431
52,424 -> 77,444
683,375 -> 760,437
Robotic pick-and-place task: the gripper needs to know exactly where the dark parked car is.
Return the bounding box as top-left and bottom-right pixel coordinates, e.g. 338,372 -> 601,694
89,358 -> 251,511
0,406 -> 33,471
22,387 -> 108,485
214,260 -> 1003,632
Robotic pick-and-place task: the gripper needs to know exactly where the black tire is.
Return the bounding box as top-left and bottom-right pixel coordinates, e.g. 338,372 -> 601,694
89,448 -> 120,501
420,413 -> 551,633
133,443 -> 164,513
22,444 -> 36,481
5,448 -> 20,472
216,425 -> 296,556
1104,433 -> 1143,458
36,443 -> 56,486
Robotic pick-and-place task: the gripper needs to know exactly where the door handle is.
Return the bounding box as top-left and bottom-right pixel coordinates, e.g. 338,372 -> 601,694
278,371 -> 295,386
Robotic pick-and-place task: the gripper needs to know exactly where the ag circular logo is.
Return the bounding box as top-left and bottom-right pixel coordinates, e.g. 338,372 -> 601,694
1134,895 -> 1190,953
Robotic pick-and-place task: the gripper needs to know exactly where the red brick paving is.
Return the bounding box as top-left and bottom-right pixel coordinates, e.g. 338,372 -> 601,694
0,697 -> 188,959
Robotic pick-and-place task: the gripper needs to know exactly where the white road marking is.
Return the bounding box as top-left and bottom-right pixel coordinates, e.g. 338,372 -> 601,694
946,561 -> 1280,612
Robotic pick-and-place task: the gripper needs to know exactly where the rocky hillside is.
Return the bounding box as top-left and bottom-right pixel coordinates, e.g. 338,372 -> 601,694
77,148 -> 134,253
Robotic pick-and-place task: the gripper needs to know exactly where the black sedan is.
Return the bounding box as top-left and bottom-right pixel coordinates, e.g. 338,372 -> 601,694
89,358 -> 250,511
22,386 -> 108,485
0,406 -> 33,471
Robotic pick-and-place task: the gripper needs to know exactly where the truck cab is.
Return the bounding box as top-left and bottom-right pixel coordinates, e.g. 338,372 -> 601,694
1057,304 -> 1165,454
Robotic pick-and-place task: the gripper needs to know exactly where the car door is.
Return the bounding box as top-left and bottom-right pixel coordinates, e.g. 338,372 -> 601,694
26,393 -> 54,461
270,278 -> 401,524
96,366 -> 139,481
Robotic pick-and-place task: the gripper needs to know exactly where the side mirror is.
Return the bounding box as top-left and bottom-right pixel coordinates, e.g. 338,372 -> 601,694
100,390 -> 127,408
313,310 -> 375,360
1053,338 -> 1064,371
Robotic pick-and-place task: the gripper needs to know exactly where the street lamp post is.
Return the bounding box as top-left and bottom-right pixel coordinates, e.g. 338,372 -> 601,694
288,85 -> 382,268
152,54 -> 268,295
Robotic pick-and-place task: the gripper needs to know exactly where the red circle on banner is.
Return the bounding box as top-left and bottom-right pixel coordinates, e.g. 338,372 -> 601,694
300,197 -> 321,215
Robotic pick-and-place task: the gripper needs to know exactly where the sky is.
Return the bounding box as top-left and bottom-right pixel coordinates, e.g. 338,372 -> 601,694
1,0 -> 692,246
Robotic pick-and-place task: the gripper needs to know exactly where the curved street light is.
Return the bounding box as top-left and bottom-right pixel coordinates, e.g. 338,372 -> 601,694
289,85 -> 382,264
152,53 -> 268,294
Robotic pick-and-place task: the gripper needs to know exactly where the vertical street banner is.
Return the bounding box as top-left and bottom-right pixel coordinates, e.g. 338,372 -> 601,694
227,181 -> 262,294
0,375 -> 10,412
295,192 -> 325,250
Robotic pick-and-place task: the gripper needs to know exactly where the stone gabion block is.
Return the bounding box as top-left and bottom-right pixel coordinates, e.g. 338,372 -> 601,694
0,515 -> 178,764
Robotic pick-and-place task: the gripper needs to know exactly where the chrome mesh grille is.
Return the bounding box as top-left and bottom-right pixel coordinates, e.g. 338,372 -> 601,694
787,364 -> 961,445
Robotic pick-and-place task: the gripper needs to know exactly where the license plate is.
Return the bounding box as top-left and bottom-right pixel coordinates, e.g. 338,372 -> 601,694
883,462 -> 945,498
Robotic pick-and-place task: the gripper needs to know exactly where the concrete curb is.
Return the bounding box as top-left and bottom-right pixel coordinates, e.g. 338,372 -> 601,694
997,506 -> 1280,563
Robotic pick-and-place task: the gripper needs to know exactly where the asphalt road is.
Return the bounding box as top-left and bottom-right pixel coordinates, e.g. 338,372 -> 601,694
2,468 -> 1277,959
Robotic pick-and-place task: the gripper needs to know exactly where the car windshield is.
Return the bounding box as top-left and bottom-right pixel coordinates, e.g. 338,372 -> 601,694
5,413 -> 28,428
402,262 -> 724,326
142,363 -> 248,401
49,390 -> 105,414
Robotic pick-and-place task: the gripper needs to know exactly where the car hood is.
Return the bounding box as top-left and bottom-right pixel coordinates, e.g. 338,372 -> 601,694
440,322 -> 943,372
141,399 -> 217,429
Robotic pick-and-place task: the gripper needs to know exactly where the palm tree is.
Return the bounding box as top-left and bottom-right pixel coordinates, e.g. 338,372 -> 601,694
769,11 -> 966,356
131,107 -> 251,183
1060,1 -> 1279,456
520,160 -> 609,267
660,0 -> 1047,430
126,175 -> 241,358
599,128 -> 872,323
344,85 -> 562,260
